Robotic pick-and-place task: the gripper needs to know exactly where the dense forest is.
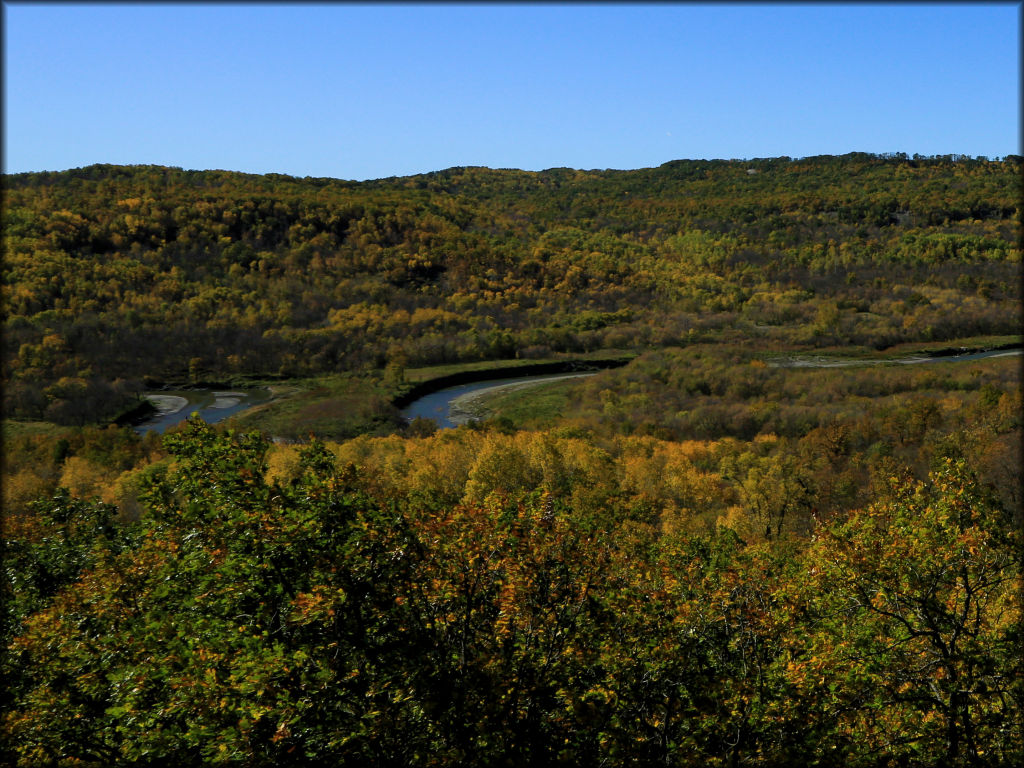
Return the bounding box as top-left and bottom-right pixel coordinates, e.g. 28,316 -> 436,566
2,153 -> 1022,766
3,153 -> 1019,423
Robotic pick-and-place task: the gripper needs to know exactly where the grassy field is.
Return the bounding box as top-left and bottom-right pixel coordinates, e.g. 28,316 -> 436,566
228,374 -> 399,441
2,420 -> 69,441
457,375 -> 599,430
226,353 -> 637,439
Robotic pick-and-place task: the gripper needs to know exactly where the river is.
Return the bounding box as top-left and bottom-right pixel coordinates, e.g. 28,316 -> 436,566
134,346 -> 1019,435
768,347 -> 1021,368
404,346 -> 1020,429
133,388 -> 272,434
401,373 -> 596,429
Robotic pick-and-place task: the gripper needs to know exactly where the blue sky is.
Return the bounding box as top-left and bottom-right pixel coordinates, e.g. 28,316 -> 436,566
3,2 -> 1019,180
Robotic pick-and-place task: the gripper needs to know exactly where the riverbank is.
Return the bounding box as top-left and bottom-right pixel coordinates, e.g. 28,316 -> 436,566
130,388 -> 273,434
392,356 -> 632,409
769,344 -> 1021,368
107,338 -> 1021,440
447,374 -> 597,425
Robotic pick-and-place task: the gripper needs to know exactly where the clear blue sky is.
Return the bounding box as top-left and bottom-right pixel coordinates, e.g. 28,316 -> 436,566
3,2 -> 1019,180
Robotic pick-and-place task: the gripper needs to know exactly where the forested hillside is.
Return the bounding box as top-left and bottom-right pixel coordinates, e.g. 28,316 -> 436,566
2,154 -> 1022,766
3,153 -> 1020,423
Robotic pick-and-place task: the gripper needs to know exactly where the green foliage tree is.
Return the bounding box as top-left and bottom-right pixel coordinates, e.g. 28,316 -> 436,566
788,460 -> 1022,767
3,421 -> 1022,766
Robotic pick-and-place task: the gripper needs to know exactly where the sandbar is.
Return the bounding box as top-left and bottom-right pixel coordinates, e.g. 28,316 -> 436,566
143,394 -> 189,415
209,391 -> 246,409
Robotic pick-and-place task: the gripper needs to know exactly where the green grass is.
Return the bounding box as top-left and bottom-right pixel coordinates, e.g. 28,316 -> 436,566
229,373 -> 400,441
470,376 -> 593,430
225,352 -> 638,439
2,420 -> 69,440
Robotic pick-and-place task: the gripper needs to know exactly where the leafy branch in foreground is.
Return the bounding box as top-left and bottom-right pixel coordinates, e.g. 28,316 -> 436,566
2,422 -> 1020,766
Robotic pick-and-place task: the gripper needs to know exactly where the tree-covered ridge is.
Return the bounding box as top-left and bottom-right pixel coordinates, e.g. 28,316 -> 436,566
3,154 -> 1020,424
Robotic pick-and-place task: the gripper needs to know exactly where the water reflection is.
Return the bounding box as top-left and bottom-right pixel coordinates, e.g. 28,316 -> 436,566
133,388 -> 271,434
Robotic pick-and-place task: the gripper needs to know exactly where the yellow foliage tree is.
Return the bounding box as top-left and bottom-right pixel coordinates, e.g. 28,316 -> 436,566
59,456 -> 117,500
